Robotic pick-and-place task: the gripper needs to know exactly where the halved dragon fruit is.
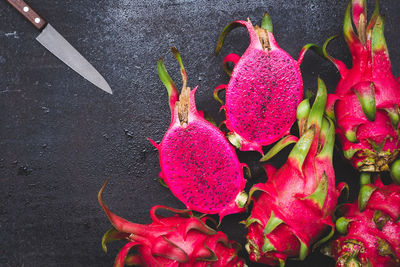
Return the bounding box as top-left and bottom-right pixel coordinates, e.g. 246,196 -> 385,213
149,47 -> 248,220
214,14 -> 316,153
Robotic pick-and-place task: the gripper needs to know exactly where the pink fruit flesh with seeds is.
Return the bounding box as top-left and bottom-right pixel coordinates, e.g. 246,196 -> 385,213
215,16 -> 315,153
225,43 -> 301,149
160,111 -> 245,215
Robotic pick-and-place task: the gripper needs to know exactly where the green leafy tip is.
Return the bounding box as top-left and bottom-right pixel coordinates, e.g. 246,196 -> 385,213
227,132 -> 242,149
304,172 -> 329,209
345,257 -> 362,267
288,127 -> 315,170
157,58 -> 177,98
299,241 -> 309,260
262,237 -> 276,253
101,227 -> 129,253
359,172 -> 371,186
236,191 -> 249,208
371,15 -> 388,54
345,129 -> 358,143
297,98 -> 311,135
307,77 -> 327,129
263,211 -> 283,235
261,13 -> 273,33
373,210 -> 390,230
336,217 -> 351,235
213,85 -> 226,105
352,82 -> 376,121
343,2 -> 357,45
297,99 -> 311,121
216,21 -> 245,56
317,117 -> 335,159
322,35 -> 339,60
171,47 -> 187,88
390,159 -> 400,185
157,57 -> 178,110
358,185 -> 377,211
260,135 -> 298,162
312,224 -> 335,251
343,147 -> 360,160
385,107 -> 400,128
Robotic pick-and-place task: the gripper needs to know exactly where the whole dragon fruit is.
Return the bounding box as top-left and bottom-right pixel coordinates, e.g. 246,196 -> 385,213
214,14 -> 316,153
98,181 -> 247,267
323,0 -> 400,174
326,176 -> 400,266
148,47 -> 248,219
244,79 -> 346,265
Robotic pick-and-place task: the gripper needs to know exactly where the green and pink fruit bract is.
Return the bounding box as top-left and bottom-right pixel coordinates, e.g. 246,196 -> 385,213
245,79 -> 346,265
98,181 -> 247,267
149,48 -> 248,220
327,177 -> 400,266
324,0 -> 400,173
214,14 -> 315,153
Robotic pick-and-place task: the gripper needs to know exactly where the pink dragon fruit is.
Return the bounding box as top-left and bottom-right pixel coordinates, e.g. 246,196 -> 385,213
244,79 -> 346,265
326,176 -> 400,266
214,14 -> 316,153
148,47 -> 248,219
323,0 -> 400,174
98,181 -> 247,267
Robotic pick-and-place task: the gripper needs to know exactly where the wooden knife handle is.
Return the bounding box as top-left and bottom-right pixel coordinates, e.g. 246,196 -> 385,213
6,0 -> 47,30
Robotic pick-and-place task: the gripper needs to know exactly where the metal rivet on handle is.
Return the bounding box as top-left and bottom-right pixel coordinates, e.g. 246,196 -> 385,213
35,18 -> 41,24
23,6 -> 29,12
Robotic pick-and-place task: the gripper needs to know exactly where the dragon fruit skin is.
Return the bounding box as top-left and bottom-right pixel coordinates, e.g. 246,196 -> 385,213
214,14 -> 315,153
328,177 -> 400,266
149,48 -> 248,219
324,0 -> 400,173
245,79 -> 346,265
98,181 -> 247,267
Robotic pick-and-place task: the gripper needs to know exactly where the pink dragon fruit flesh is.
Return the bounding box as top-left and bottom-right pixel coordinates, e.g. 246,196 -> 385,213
244,78 -> 347,265
214,13 -> 317,153
98,181 -> 247,267
322,0 -> 400,176
148,47 -> 248,220
325,176 -> 400,266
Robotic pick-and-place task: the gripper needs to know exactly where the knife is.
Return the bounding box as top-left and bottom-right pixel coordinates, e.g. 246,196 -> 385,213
6,0 -> 112,94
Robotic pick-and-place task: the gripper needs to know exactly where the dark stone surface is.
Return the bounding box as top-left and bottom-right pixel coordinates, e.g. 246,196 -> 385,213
0,0 -> 399,266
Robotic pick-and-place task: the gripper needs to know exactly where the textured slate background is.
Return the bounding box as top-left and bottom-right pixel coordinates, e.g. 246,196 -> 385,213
1,0 -> 399,266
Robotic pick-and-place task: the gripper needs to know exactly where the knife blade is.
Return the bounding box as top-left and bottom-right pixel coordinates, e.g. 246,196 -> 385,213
6,0 -> 112,94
